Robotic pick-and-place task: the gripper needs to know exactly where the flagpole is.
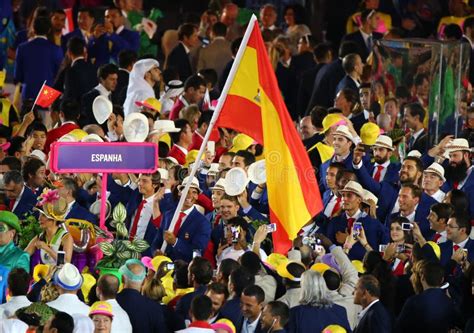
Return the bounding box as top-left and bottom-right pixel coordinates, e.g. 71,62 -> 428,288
161,15 -> 259,252
30,80 -> 47,113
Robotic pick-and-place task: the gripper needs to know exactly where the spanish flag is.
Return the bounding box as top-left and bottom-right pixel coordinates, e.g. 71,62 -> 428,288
216,16 -> 322,253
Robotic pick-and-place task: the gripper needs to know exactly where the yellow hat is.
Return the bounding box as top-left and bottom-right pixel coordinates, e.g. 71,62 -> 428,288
310,262 -> 331,274
229,134 -> 256,153
425,241 -> 441,260
89,301 -> 114,318
68,129 -> 88,141
351,260 -> 365,274
185,149 -> 202,167
360,122 -> 381,146
33,264 -> 51,282
322,114 -> 345,133
277,261 -> 305,281
322,324 -> 347,333
265,253 -> 288,270
159,133 -> 172,148
81,272 -> 97,304
151,255 -> 172,271
136,97 -> 162,113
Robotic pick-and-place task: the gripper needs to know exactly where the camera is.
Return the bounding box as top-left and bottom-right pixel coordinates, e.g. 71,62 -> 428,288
166,263 -> 175,270
266,223 -> 277,233
302,235 -> 323,252
401,223 -> 413,231
231,226 -> 241,244
396,244 -> 405,253
379,244 -> 388,252
192,249 -> 201,258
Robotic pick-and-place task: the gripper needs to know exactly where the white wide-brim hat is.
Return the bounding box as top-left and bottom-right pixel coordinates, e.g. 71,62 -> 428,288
93,95 -> 113,125
123,113 -> 150,142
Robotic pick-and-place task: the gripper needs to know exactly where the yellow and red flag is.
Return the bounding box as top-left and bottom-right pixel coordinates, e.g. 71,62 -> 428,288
36,84 -> 61,108
215,16 -> 322,253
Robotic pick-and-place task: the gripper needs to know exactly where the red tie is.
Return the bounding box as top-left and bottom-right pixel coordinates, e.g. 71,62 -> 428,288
173,212 -> 187,237
8,199 -> 15,211
433,233 -> 442,243
129,200 -> 146,240
331,196 -> 342,217
453,245 -> 460,252
347,217 -> 355,231
373,165 -> 384,182
453,182 -> 459,190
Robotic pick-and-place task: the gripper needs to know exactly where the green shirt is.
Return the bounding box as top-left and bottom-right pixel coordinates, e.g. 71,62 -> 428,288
0,241 -> 30,273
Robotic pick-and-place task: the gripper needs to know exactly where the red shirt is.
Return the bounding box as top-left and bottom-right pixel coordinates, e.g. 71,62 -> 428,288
168,145 -> 187,165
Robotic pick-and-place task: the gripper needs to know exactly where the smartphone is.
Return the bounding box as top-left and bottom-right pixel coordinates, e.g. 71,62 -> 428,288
231,226 -> 240,244
166,263 -> 175,271
57,251 -> 65,266
353,222 -> 362,239
192,250 -> 201,258
401,223 -> 413,231
207,141 -> 215,155
396,244 -> 405,253
379,244 -> 388,252
266,223 -> 277,233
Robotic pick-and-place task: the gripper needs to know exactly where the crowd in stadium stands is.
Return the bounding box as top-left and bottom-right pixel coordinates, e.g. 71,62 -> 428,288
2,0 -> 474,332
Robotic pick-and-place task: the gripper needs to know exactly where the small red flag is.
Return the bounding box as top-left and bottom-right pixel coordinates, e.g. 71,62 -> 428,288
36,85 -> 61,108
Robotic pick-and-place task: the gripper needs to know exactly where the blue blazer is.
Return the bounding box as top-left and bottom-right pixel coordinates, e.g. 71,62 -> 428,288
219,297 -> 243,331
288,304 -> 351,333
14,38 -> 63,100
385,192 -> 438,240
326,212 -> 389,260
354,301 -> 392,333
439,239 -> 474,268
89,29 -> 139,65
336,75 -> 359,95
61,29 -> 91,52
116,288 -> 166,333
151,207 -> 211,262
175,285 -> 207,321
66,202 -> 97,225
166,42 -> 193,81
366,162 -> 401,185
6,186 -> 38,220
396,288 -> 456,333
442,171 -> 474,218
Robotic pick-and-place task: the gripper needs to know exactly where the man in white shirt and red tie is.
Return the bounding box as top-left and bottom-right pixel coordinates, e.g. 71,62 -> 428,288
439,213 -> 474,271
126,171 -> 162,256
151,176 -> 211,262
412,202 -> 453,245
370,135 -> 400,184
322,162 -> 346,218
421,163 -> 446,203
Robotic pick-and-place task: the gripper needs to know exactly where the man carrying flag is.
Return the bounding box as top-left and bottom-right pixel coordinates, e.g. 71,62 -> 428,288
164,15 -> 322,254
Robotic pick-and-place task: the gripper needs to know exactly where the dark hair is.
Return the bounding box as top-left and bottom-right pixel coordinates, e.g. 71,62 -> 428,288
309,106 -> 328,129
284,4 -> 306,25
190,257 -> 213,285
198,69 -> 218,87
191,295 -> 213,321
178,23 -> 197,40
97,274 -> 120,299
360,9 -> 374,23
358,274 -> 381,298
389,216 -> 414,243
7,136 -> 25,157
174,260 -> 190,288
240,251 -> 262,276
448,189 -> 469,215
430,203 -> 454,223
170,119 -> 190,144
230,267 -> 255,297
212,21 -> 227,37
0,156 -> 21,171
60,99 -> 80,121
8,268 -> 30,296
50,312 -> 74,333
340,88 -> 360,109
184,74 -> 206,91
342,53 -> 360,73
404,156 -> 424,174
266,301 -> 290,326
444,24 -> 463,40
227,216 -> 249,234
78,7 -> 95,18
98,63 -> 119,81
118,50 -> 137,69
242,285 -> 265,304
107,5 -> 122,15
235,150 -> 256,166
401,183 -> 422,200
219,258 -> 240,284
4,170 -> 23,185
22,157 -> 45,182
451,211 -> 472,235
231,37 -> 243,56
420,261 -> 444,287
67,37 -> 86,57
339,41 -> 360,58
33,16 -> 51,35
61,177 -> 79,199
207,282 -> 229,300
313,43 -> 332,62
197,112 -> 212,129
26,121 -> 47,137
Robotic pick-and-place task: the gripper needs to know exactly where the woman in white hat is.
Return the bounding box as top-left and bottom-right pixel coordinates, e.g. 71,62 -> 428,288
25,190 -> 73,265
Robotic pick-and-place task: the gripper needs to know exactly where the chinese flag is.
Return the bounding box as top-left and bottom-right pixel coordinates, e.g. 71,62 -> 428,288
215,16 -> 323,253
36,85 -> 61,108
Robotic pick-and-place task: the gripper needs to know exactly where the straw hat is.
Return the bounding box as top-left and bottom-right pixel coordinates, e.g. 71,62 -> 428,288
372,135 -> 394,151
445,138 -> 470,153
36,189 -> 68,221
177,176 -> 202,193
423,162 -> 446,182
339,181 -> 364,198
53,263 -> 83,291
210,178 -> 226,191
333,125 -> 354,143
362,189 -> 378,206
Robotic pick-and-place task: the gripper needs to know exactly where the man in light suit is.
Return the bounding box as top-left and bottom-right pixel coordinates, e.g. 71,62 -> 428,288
353,275 -> 392,333
14,16 -> 63,101
151,176 -> 211,262
197,22 -> 233,80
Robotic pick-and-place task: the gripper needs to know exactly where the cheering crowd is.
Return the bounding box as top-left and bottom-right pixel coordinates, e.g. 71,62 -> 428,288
1,0 -> 474,332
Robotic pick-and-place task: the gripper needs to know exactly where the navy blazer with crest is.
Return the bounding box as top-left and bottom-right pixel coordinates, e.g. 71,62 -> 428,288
6,186 -> 38,220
